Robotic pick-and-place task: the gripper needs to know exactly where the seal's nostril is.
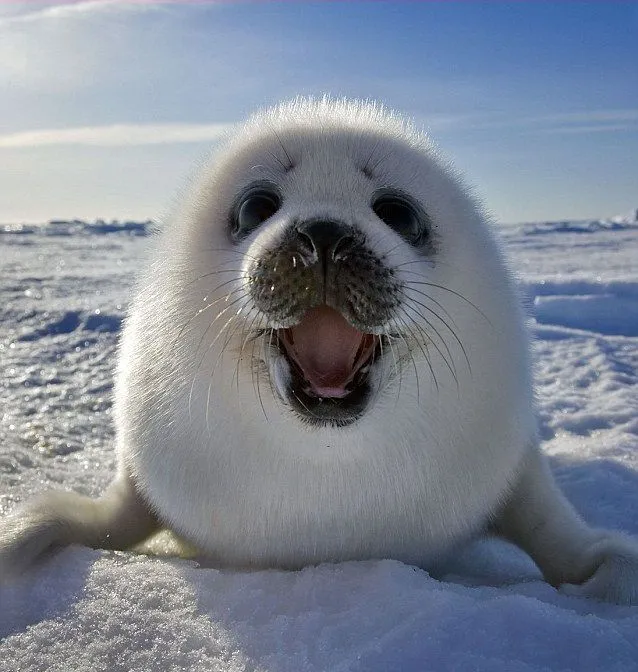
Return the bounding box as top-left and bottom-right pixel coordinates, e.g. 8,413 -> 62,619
295,220 -> 359,264
296,230 -> 315,260
333,234 -> 356,261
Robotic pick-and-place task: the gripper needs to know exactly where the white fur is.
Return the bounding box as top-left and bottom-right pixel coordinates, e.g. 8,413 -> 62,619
2,98 -> 638,604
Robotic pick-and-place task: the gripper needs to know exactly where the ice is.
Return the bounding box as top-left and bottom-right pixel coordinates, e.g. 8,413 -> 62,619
1,215 -> 637,670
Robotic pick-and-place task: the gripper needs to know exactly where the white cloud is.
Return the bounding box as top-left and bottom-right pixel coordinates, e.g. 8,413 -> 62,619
0,1 -> 150,27
525,110 -> 638,136
530,110 -> 638,124
424,109 -> 638,134
537,123 -> 638,135
0,122 -> 233,148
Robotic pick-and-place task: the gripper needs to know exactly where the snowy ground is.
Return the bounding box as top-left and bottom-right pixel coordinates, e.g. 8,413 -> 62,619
1,214 -> 637,671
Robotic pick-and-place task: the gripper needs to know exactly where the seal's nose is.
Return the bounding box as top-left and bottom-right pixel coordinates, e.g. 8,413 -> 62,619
295,220 -> 358,266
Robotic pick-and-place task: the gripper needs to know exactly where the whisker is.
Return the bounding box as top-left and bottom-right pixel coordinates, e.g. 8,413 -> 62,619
290,387 -> 323,422
269,125 -> 295,170
400,275 -> 490,323
190,310 -> 238,423
368,148 -> 394,175
399,304 -> 459,392
234,307 -> 255,393
395,319 -> 427,400
174,283 -> 249,347
251,320 -> 270,422
403,285 -> 458,328
189,248 -> 260,261
191,299 -> 254,420
402,296 -> 469,376
361,137 -> 382,176
382,332 -> 403,409
203,306 -> 263,429
194,291 -> 252,357
182,269 -> 248,290
242,307 -> 268,417
264,327 -> 280,411
373,332 -> 390,406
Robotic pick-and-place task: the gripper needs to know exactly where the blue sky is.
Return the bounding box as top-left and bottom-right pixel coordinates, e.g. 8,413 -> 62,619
0,1 -> 636,223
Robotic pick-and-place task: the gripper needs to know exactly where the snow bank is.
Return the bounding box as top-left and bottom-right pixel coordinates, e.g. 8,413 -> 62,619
2,549 -> 637,672
0,219 -> 152,237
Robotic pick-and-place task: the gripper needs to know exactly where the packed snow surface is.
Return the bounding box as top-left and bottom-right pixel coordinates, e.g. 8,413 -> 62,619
1,214 -> 637,671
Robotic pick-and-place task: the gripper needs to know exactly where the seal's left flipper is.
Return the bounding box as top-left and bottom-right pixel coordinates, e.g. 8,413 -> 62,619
0,472 -> 159,579
558,535 -> 638,605
494,447 -> 638,605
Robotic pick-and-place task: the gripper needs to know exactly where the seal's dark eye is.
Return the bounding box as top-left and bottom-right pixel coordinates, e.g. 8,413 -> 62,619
232,187 -> 281,238
372,192 -> 427,246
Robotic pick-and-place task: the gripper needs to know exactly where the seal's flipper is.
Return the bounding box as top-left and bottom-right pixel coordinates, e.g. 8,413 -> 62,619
0,473 -> 158,579
494,448 -> 638,605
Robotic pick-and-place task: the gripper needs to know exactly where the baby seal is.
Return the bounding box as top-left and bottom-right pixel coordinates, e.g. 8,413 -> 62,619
2,98 -> 638,604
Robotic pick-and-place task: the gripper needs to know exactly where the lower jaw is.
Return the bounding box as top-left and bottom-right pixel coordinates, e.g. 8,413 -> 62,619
269,346 -> 376,427
284,377 -> 372,428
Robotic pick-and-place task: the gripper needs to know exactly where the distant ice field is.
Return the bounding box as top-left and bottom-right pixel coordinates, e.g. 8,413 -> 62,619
0,214 -> 637,671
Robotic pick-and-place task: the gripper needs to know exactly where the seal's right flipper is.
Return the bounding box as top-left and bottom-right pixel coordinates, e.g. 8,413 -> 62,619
0,473 -> 159,579
493,448 -> 638,605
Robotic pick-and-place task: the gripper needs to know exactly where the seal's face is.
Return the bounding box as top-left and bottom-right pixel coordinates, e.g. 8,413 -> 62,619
183,105 -> 479,428
229,160 -> 438,427
226,168 -> 436,426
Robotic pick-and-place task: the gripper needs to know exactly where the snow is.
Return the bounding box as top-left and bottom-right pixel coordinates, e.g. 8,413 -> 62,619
1,214 -> 637,670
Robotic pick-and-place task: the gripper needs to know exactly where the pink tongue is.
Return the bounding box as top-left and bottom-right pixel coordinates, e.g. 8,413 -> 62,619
286,306 -> 369,398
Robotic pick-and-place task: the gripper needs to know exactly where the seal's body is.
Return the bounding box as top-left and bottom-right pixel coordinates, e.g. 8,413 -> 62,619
2,99 -> 637,603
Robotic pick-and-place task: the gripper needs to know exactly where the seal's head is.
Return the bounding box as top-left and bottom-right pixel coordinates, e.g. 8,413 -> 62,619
162,97 -> 526,431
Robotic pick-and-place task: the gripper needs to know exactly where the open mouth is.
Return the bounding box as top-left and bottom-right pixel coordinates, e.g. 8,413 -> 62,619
276,305 -> 381,424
